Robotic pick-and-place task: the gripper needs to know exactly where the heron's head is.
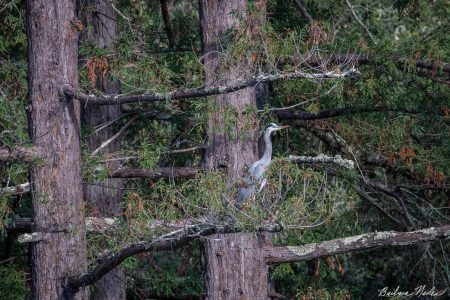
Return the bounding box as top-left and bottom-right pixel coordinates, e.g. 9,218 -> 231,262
266,123 -> 289,134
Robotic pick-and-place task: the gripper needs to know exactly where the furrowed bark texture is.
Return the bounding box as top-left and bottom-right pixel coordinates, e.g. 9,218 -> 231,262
199,0 -> 265,178
78,1 -> 126,299
199,1 -> 271,299
204,233 -> 271,300
26,1 -> 88,299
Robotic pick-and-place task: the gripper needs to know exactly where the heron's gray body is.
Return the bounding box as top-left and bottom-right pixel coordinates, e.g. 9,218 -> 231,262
236,124 -> 287,208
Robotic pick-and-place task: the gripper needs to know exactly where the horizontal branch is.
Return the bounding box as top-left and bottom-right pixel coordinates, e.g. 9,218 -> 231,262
12,217 -> 117,238
5,217 -> 32,234
0,182 -> 30,194
265,224 -> 450,263
8,216 -> 203,236
0,146 -> 40,162
63,70 -> 358,105
109,167 -> 200,178
2,167 -> 199,197
352,184 -> 406,229
287,154 -> 354,169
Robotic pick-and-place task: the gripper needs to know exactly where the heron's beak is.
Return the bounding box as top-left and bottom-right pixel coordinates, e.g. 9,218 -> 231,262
273,125 -> 289,131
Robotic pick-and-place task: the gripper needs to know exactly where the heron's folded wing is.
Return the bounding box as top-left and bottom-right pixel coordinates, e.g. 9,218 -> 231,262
248,162 -> 267,184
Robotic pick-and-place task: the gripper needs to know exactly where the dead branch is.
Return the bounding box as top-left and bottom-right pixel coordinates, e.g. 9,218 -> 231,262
281,53 -> 450,83
352,184 -> 406,229
0,182 -> 30,194
344,0 -> 376,43
287,154 -> 354,169
62,69 -> 359,105
109,167 -> 200,178
91,115 -> 139,156
265,224 -> 450,263
0,146 -> 41,162
295,122 -> 417,179
292,0 -> 313,23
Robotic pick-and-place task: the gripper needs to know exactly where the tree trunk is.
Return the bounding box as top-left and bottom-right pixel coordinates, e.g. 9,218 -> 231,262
199,1 -> 270,299
200,0 -> 266,178
204,233 -> 271,300
78,1 -> 126,299
26,1 -> 88,299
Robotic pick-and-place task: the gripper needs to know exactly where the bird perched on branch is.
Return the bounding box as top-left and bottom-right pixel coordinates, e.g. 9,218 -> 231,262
236,123 -> 289,209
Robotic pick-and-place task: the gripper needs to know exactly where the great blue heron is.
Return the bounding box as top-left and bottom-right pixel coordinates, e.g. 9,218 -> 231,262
236,123 -> 289,208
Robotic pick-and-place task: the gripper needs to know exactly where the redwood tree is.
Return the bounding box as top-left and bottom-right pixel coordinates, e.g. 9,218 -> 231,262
77,0 -> 126,299
26,0 -> 87,298
199,0 -> 271,298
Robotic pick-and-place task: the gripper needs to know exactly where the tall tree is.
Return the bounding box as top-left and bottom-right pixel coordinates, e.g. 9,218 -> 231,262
199,0 -> 270,298
77,1 -> 126,299
26,0 -> 87,299
200,0 -> 265,178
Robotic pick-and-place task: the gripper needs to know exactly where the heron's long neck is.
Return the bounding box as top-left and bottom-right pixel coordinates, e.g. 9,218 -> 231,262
261,130 -> 273,164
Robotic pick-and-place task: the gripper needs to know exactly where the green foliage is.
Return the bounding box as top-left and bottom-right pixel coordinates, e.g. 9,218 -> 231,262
0,194 -> 13,234
0,264 -> 29,300
0,0 -> 26,58
124,246 -> 204,299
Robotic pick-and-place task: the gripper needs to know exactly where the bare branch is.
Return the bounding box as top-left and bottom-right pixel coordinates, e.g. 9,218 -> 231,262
287,154 -> 354,169
265,225 -> 450,263
5,167 -> 200,195
0,182 -> 30,194
109,167 -> 200,178
5,217 -> 32,234
282,53 -> 450,75
352,184 -> 406,229
0,146 -> 41,162
292,0 -> 313,23
91,115 -> 139,156
344,0 -> 376,43
62,70 -> 359,106
295,122 -> 417,179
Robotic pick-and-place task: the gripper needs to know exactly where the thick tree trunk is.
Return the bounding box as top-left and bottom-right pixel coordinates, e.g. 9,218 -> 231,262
204,233 -> 271,300
26,1 -> 88,299
199,1 -> 271,299
200,0 -> 265,178
78,1 -> 126,299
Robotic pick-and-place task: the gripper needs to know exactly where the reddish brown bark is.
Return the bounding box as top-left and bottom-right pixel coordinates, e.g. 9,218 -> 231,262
199,0 -> 266,178
77,0 -> 126,299
199,1 -> 271,299
26,0 -> 88,298
204,233 -> 272,300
